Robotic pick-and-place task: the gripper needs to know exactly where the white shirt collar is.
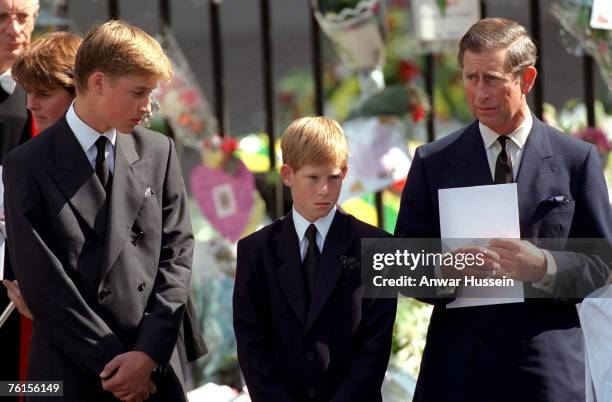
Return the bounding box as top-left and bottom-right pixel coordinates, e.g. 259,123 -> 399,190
480,112 -> 533,150
66,101 -> 117,153
0,69 -> 17,95
292,205 -> 337,246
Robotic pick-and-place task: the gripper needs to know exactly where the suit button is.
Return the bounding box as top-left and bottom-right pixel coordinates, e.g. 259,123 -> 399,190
306,388 -> 316,398
477,338 -> 486,346
137,282 -> 146,292
99,288 -> 112,300
306,352 -> 315,361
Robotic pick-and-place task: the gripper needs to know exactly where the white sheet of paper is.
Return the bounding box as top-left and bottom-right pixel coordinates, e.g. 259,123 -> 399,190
590,0 -> 612,30
439,183 -> 524,308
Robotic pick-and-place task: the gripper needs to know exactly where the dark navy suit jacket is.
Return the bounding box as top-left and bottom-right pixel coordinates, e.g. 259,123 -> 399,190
233,210 -> 397,402
395,117 -> 612,402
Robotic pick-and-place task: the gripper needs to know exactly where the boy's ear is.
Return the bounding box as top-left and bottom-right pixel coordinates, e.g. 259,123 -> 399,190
341,164 -> 349,180
280,164 -> 294,186
88,71 -> 106,94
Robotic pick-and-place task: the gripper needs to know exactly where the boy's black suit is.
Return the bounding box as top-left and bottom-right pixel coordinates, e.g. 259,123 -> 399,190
3,115 -> 193,401
233,209 -> 397,402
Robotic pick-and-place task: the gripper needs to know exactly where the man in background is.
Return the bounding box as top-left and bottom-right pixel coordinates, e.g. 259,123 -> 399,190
0,0 -> 38,386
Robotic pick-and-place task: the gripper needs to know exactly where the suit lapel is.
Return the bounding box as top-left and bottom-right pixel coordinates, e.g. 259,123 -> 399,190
100,132 -> 150,280
446,121 -> 493,188
305,210 -> 350,332
515,116 -> 554,234
50,116 -> 108,240
275,214 -> 309,328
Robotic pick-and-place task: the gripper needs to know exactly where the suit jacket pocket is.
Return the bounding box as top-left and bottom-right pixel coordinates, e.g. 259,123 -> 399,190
543,199 -> 574,215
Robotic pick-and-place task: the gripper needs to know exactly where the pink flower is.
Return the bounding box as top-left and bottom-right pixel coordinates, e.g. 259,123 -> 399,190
574,127 -> 612,153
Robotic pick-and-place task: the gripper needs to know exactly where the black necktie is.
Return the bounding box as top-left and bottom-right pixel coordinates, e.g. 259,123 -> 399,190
494,136 -> 513,184
303,224 -> 320,297
0,86 -> 9,103
95,136 -> 110,189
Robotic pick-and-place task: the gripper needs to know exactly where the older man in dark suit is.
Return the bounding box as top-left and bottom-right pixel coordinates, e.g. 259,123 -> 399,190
0,0 -> 38,387
395,18 -> 612,402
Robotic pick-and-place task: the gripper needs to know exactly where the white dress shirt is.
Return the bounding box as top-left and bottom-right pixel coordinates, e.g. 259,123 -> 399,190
579,284 -> 612,402
436,113 -> 557,294
0,69 -> 17,95
66,102 -> 116,174
480,114 -> 557,294
479,113 -> 532,181
293,206 -> 336,262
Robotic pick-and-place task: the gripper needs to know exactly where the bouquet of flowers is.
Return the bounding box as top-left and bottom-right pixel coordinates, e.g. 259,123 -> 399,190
551,0 -> 612,91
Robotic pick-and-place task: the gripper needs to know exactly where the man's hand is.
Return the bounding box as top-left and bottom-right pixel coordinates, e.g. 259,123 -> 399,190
487,239 -> 547,282
100,351 -> 157,401
440,243 -> 502,279
2,280 -> 33,319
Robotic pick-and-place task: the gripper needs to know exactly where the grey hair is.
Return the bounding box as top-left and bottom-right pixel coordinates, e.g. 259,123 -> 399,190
458,18 -> 537,75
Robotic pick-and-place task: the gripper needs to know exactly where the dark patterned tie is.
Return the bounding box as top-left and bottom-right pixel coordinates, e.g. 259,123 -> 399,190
303,224 -> 320,297
494,136 -> 513,184
95,136 -> 110,189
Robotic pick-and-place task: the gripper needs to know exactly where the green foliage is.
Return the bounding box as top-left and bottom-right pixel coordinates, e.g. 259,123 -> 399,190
390,298 -> 432,377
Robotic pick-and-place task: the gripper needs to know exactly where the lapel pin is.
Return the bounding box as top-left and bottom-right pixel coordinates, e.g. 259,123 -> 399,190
144,187 -> 154,198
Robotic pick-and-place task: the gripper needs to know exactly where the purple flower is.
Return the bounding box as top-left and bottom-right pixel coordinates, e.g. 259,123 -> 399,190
573,127 -> 612,153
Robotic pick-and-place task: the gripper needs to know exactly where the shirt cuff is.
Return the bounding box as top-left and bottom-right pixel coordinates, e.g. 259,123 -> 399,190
531,249 -> 557,294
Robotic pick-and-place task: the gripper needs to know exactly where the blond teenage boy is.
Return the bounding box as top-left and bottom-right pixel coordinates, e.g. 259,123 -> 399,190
3,20 -> 193,402
233,116 -> 397,402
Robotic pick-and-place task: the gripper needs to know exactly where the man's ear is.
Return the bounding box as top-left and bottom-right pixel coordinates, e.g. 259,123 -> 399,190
520,66 -> 537,94
280,164 -> 294,186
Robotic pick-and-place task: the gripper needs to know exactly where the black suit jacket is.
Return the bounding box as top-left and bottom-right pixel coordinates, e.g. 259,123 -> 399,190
395,117 -> 612,402
0,84 -> 30,386
2,116 -> 194,401
0,85 -> 29,162
233,210 -> 397,402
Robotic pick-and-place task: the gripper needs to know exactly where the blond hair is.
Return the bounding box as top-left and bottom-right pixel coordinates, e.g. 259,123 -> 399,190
281,116 -> 348,171
12,32 -> 82,95
75,19 -> 173,94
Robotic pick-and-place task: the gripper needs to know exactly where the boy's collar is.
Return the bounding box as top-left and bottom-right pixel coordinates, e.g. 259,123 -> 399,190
292,205 -> 337,245
67,101 -> 117,153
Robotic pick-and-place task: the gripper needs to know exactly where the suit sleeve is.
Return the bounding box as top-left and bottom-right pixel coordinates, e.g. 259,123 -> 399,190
233,239 -> 298,402
394,146 -> 436,238
394,147 -> 455,304
3,154 -> 127,375
330,295 -> 397,402
547,145 -> 612,299
133,137 -> 193,369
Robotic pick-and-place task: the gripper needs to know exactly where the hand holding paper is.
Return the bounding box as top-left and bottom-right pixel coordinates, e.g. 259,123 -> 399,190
487,238 -> 547,282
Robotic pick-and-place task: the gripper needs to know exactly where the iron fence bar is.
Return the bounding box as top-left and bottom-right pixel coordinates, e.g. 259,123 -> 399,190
529,0 -> 544,119
108,0 -> 119,19
424,53 -> 435,142
210,0 -> 226,136
260,0 -> 284,218
160,0 -> 171,27
583,55 -> 596,127
310,10 -> 324,116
